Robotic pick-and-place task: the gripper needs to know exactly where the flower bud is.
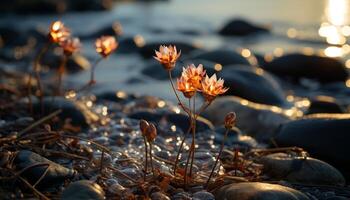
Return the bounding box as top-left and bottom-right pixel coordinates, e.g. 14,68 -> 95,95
139,119 -> 149,136
224,112 -> 236,129
145,123 -> 157,143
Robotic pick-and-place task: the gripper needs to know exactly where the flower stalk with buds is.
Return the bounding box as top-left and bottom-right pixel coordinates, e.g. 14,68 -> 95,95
154,45 -> 229,187
206,112 -> 236,188
57,37 -> 81,95
27,21 -> 71,114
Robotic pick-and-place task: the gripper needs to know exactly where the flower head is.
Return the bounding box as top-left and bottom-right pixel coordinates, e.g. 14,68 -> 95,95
49,21 -> 70,43
59,37 -> 81,56
177,75 -> 196,98
201,74 -> 229,102
154,45 -> 181,70
95,36 -> 118,58
139,119 -> 149,136
181,64 -> 206,90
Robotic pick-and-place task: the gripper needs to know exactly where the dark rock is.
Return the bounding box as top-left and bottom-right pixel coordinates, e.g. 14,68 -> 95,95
214,127 -> 258,150
258,153 -> 345,186
307,96 -> 344,114
150,192 -> 171,200
0,0 -> 112,14
33,97 -> 89,128
214,182 -> 309,200
61,180 -> 105,200
275,114 -> 350,181
263,54 -> 348,83
218,19 -> 269,36
79,22 -> 121,40
189,50 -> 250,66
128,110 -> 214,132
203,96 -> 291,142
218,65 -> 288,107
14,150 -> 75,189
193,191 -> 215,200
139,41 -> 200,58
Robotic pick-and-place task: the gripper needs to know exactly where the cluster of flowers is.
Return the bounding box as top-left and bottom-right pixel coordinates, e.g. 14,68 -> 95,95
154,45 -> 228,102
48,21 -> 118,58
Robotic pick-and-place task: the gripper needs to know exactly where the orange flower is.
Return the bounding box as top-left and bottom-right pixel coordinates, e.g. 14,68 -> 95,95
181,64 -> 206,90
201,74 -> 229,102
59,37 -> 81,56
154,45 -> 181,70
95,36 -> 118,58
177,75 -> 196,98
49,21 -> 70,43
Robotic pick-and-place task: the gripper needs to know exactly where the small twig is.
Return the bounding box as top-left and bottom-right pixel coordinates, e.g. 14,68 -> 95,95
108,166 -> 139,183
18,109 -> 62,137
17,176 -> 50,200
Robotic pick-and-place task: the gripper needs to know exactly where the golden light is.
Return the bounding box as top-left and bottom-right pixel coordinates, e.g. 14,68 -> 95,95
324,46 -> 343,57
214,63 -> 222,71
319,0 -> 350,49
345,59 -> 350,68
273,48 -> 284,57
346,79 -> 350,87
133,35 -> 145,47
301,47 -> 314,55
287,28 -> 297,38
241,49 -> 251,58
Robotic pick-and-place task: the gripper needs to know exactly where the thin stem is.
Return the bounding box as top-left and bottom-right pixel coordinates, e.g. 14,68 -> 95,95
89,57 -> 102,85
143,136 -> 148,181
35,42 -> 50,115
183,98 -> 192,187
57,55 -> 68,96
149,142 -> 155,178
205,128 -> 229,189
173,119 -> 192,175
168,70 -> 190,115
100,150 -> 105,174
189,95 -> 196,177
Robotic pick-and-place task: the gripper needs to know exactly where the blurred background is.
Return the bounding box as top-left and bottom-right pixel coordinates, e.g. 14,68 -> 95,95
1,0 -> 350,99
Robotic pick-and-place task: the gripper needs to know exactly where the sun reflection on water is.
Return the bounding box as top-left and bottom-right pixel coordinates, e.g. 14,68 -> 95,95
319,0 -> 350,57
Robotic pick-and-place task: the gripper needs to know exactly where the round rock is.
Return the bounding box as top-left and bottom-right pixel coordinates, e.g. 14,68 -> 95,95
275,114 -> 350,181
218,19 -> 269,36
61,180 -> 105,200
217,65 -> 288,107
263,54 -> 348,83
258,153 -> 345,186
214,182 -> 309,200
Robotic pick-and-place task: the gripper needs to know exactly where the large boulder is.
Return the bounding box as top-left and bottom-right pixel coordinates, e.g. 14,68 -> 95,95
275,114 -> 350,181
218,19 -> 269,36
217,66 -> 288,107
214,182 -> 309,200
263,54 -> 348,83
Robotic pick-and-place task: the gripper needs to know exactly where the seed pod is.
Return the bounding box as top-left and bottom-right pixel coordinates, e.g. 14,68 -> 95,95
139,119 -> 149,136
224,112 -> 236,129
146,123 -> 157,142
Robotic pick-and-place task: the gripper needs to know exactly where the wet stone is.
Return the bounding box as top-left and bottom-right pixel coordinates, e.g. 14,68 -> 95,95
263,54 -> 348,83
151,192 -> 171,200
214,127 -> 258,150
128,110 -> 214,132
214,182 -> 310,200
14,150 -> 76,189
258,153 -> 345,186
189,49 -> 250,66
33,97 -> 89,128
306,96 -> 344,114
217,65 -> 288,107
60,180 -> 105,200
193,191 -> 215,200
218,18 -> 269,36
204,96 -> 291,142
275,114 -> 350,181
